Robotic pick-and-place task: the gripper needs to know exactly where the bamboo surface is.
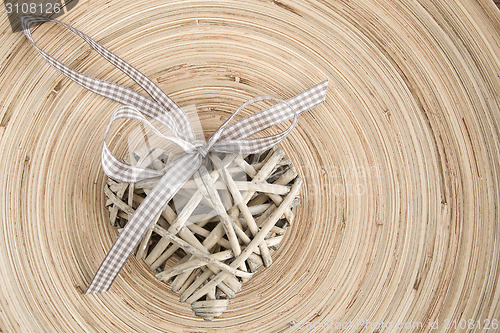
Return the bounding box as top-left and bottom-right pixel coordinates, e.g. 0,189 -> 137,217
0,0 -> 499,332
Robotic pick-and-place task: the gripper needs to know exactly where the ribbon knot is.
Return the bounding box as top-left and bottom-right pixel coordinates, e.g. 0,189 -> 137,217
21,15 -> 328,294
191,140 -> 209,157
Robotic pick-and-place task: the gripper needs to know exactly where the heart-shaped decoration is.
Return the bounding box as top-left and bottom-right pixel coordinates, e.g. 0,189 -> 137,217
104,147 -> 301,320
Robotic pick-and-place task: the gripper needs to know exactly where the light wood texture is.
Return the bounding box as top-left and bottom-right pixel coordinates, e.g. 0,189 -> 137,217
0,0 -> 499,332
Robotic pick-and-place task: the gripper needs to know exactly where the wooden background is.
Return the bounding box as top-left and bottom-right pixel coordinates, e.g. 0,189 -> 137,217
0,0 -> 499,332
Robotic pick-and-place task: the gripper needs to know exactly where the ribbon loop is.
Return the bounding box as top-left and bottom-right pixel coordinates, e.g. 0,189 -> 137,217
210,95 -> 282,142
20,15 -> 192,140
21,15 -> 328,294
217,80 -> 328,143
209,97 -> 299,154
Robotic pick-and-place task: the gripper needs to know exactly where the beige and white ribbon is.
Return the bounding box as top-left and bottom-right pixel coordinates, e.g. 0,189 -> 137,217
21,15 -> 328,294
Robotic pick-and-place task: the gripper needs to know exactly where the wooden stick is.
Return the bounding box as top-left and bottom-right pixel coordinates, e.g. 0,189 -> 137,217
184,178 -> 302,304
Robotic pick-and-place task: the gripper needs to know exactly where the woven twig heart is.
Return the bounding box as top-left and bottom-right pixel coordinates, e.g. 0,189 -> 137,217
104,147 -> 301,320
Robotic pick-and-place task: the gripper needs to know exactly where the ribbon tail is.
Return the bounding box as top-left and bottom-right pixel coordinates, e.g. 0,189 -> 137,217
285,80 -> 328,115
85,153 -> 201,294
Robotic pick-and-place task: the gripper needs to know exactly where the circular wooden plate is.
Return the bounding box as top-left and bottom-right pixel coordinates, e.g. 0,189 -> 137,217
0,0 -> 499,332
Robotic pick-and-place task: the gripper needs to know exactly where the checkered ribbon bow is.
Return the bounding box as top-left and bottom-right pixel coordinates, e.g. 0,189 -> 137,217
21,15 -> 328,293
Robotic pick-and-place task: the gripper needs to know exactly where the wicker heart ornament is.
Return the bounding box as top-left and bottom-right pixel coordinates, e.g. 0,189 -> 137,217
21,15 -> 326,320
104,147 -> 300,319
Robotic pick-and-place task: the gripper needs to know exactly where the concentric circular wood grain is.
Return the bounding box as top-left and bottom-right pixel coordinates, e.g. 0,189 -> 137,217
0,0 -> 499,332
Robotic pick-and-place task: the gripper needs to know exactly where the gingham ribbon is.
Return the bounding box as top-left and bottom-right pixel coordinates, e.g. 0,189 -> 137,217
21,15 -> 328,294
